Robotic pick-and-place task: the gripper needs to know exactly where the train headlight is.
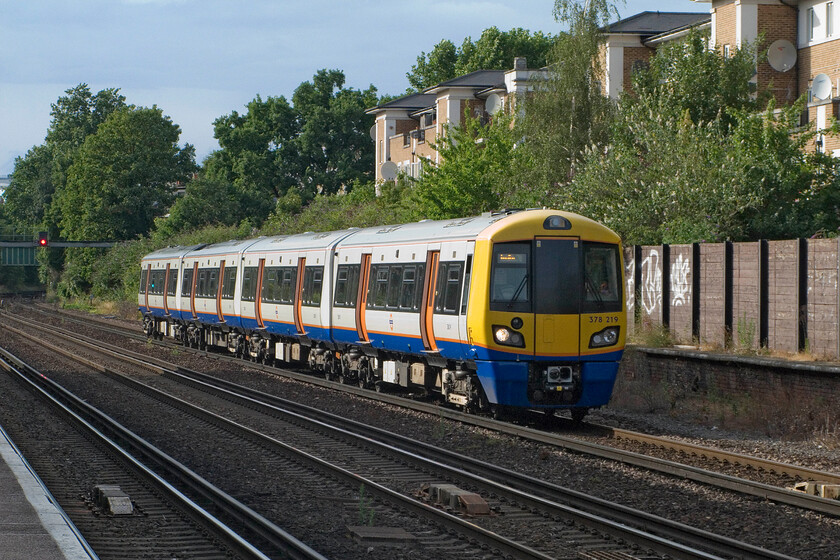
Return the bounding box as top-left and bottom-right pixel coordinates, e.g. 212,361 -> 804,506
493,325 -> 525,348
589,326 -> 620,348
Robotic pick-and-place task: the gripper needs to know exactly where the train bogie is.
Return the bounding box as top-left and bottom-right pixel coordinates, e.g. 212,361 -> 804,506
140,209 -> 626,417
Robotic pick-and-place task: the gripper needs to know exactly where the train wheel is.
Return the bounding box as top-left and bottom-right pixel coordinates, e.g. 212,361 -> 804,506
570,408 -> 588,425
358,361 -> 370,389
323,352 -> 334,381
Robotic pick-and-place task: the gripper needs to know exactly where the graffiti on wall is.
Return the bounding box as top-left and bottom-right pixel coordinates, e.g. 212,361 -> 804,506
625,255 -> 635,311
671,253 -> 691,306
641,250 -> 662,316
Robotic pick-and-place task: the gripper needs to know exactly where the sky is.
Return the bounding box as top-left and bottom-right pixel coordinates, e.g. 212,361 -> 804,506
0,0 -> 706,176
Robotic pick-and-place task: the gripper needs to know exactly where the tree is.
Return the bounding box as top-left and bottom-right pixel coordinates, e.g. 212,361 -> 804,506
157,176 -> 252,238
502,0 -> 619,205
292,69 -> 379,198
206,94 -> 300,222
407,28 -> 555,91
3,85 -> 127,232
55,105 -> 196,241
201,69 -> 377,230
412,112 -> 516,219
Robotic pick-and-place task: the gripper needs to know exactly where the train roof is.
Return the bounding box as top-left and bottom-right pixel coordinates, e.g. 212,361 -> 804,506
335,209 -> 619,247
182,238 -> 265,258
244,229 -> 358,253
141,244 -> 205,261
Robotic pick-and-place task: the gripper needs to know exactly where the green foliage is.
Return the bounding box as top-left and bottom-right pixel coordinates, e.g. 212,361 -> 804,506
567,30 -> 831,245
412,112 -> 516,219
158,176 -> 250,239
200,69 -> 377,231
505,1 -> 617,205
54,105 -> 196,242
407,27 -> 555,91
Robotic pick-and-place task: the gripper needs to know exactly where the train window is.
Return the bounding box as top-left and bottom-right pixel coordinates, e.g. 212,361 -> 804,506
399,266 -> 416,311
490,243 -> 531,313
167,270 -> 178,296
208,270 -> 219,297
139,269 -> 147,293
414,263 -> 426,311
241,267 -> 257,302
368,266 -> 389,309
221,267 -> 237,300
460,255 -> 472,315
582,242 -> 622,313
262,268 -> 277,303
386,266 -> 402,309
301,267 -> 324,307
434,262 -> 462,315
534,239 -> 579,314
334,264 -> 360,307
149,271 -> 165,295
181,269 -> 193,296
279,267 -> 296,304
334,266 -> 349,306
196,270 -> 207,298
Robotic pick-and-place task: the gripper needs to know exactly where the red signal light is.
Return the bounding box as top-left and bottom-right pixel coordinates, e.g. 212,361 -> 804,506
37,232 -> 48,247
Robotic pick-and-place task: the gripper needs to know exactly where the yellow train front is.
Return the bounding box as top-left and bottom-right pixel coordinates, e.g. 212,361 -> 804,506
466,210 -> 625,418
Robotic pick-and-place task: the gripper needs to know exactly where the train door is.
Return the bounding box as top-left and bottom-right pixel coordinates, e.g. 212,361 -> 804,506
215,261 -> 226,323
143,263 -> 151,313
293,257 -> 306,334
420,250 -> 440,351
255,258 -> 266,329
533,237 -> 581,358
355,253 -> 371,342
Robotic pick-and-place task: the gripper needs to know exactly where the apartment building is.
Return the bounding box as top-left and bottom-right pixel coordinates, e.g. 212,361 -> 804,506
366,58 -> 544,184
700,0 -> 840,154
368,3 -> 840,185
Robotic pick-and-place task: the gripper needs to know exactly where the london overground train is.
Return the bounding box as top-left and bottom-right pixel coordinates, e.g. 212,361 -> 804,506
139,209 -> 626,421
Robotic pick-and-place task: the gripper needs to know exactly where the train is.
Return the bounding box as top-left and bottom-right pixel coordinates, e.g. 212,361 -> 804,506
139,209 -> 626,421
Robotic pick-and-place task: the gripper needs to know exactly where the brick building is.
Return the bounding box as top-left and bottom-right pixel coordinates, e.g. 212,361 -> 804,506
700,0 -> 840,154
366,58 -> 545,184
367,2 -> 840,186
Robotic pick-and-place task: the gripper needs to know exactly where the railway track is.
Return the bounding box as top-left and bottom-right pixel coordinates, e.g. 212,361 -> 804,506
0,312 -> 773,559
25,304 -> 840,515
0,345 -> 320,560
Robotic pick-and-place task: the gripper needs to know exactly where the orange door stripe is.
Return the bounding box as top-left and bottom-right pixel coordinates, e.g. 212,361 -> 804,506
356,254 -> 371,342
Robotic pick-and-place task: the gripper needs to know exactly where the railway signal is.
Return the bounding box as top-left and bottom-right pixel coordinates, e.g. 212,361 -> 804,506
37,232 -> 48,247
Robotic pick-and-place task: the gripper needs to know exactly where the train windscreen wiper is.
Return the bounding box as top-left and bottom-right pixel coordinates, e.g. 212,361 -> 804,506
507,274 -> 528,309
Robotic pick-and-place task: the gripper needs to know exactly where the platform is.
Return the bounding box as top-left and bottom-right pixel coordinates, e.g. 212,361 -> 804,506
0,426 -> 97,560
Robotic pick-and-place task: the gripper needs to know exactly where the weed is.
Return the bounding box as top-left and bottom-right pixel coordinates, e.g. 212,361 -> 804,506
358,484 -> 375,526
736,315 -> 757,353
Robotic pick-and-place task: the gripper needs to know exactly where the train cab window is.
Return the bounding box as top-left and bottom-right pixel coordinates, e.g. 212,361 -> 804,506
386,266 -> 402,309
241,267 -> 257,302
167,270 -> 178,296
221,267 -> 237,300
490,243 -> 531,313
140,269 -> 148,293
301,266 -> 324,306
533,239 -> 578,314
434,262 -> 462,315
582,242 -> 622,313
333,264 -> 360,307
181,269 -> 194,296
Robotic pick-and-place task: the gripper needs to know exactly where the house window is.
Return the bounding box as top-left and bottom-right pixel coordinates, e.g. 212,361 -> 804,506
828,2 -> 835,37
723,44 -> 731,58
809,7 -> 817,41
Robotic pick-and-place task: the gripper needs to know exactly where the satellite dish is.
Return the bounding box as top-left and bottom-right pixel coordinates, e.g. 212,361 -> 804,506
811,73 -> 833,101
380,161 -> 398,181
369,124 -> 377,141
767,39 -> 797,72
485,93 -> 503,115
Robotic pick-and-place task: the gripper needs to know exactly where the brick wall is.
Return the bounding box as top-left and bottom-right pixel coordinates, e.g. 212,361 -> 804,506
622,47 -> 654,94
807,238 -> 840,357
699,244 -> 726,347
732,242 -> 760,350
757,5 -> 798,106
713,3 -> 737,53
620,347 -> 840,407
669,244 -> 694,343
767,240 -> 800,353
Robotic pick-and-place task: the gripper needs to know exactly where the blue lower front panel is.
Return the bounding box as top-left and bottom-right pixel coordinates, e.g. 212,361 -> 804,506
475,359 -> 621,408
